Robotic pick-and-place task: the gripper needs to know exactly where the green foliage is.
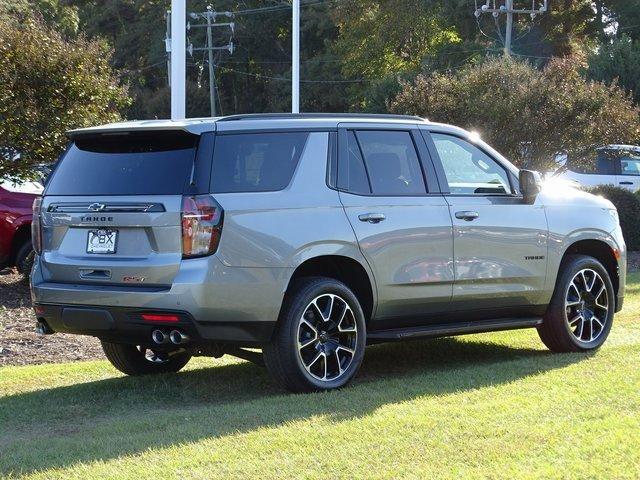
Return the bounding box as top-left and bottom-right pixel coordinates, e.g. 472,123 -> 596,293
589,185 -> 640,251
391,56 -> 640,171
0,18 -> 129,180
588,35 -> 640,104
332,0 -> 460,80
0,0 -> 79,37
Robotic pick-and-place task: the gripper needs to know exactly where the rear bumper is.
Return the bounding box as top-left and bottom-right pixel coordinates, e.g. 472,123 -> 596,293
31,255 -> 291,345
33,303 -> 275,345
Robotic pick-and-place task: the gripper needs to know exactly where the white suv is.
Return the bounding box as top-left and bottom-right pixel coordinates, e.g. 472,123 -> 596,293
553,145 -> 640,191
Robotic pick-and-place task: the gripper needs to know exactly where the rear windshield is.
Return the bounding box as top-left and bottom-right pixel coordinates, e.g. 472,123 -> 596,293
211,132 -> 308,193
45,132 -> 198,195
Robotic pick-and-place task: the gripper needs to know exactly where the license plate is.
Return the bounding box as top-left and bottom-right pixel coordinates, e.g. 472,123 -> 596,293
87,229 -> 117,254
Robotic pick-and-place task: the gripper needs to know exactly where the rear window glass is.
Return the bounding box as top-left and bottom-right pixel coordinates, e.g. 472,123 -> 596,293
211,132 -> 308,193
45,132 -> 198,196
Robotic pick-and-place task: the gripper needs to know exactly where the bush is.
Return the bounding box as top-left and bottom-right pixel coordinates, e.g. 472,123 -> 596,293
0,18 -> 129,181
589,185 -> 640,251
390,56 -> 640,172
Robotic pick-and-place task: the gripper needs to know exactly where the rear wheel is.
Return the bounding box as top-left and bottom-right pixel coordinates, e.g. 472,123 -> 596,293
101,341 -> 191,376
538,254 -> 615,352
15,240 -> 34,276
264,277 -> 366,393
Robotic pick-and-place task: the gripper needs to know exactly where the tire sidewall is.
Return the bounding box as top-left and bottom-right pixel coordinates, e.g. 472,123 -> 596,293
558,256 -> 615,350
283,279 -> 366,390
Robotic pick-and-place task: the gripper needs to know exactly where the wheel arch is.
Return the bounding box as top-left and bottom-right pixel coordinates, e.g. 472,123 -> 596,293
282,255 -> 376,323
561,239 -> 621,302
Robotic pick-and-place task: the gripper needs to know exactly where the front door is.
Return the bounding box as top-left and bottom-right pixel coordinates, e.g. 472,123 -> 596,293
336,124 -> 454,325
426,131 -> 549,314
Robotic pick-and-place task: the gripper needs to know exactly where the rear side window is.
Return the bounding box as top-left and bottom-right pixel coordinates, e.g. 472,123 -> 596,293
46,132 -> 198,196
567,149 -> 617,175
211,132 -> 309,193
338,130 -> 426,196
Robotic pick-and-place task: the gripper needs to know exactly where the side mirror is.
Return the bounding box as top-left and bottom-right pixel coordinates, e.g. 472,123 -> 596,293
519,169 -> 542,204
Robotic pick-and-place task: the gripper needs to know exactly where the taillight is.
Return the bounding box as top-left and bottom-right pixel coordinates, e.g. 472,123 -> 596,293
31,197 -> 43,255
181,195 -> 223,258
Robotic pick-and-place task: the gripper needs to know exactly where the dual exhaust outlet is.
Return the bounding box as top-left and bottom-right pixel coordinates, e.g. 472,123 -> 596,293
152,329 -> 190,345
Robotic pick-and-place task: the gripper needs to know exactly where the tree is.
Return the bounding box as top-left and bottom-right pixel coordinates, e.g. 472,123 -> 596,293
332,0 -> 459,80
588,35 -> 640,105
0,18 -> 129,180
390,56 -> 640,170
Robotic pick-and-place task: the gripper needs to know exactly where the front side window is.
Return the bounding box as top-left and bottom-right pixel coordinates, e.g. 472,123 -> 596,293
619,155 -> 640,176
431,133 -> 512,195
211,132 -> 308,193
339,130 -> 426,196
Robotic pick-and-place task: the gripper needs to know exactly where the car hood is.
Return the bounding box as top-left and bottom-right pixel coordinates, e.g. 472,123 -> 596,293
537,179 -> 616,210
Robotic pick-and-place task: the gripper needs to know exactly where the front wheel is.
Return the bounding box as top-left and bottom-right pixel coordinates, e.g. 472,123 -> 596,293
101,341 -> 191,376
263,277 -> 367,393
538,254 -> 615,352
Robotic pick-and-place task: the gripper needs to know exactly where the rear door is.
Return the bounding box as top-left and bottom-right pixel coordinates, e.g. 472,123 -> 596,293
336,123 -> 454,325
40,130 -> 213,287
424,130 -> 548,313
615,150 -> 640,191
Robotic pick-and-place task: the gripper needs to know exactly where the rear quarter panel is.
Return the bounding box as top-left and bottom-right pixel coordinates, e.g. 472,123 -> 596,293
213,131 -> 375,291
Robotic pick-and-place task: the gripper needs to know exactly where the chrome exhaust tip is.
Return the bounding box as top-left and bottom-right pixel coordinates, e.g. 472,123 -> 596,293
169,330 -> 189,345
35,320 -> 54,335
151,329 -> 169,345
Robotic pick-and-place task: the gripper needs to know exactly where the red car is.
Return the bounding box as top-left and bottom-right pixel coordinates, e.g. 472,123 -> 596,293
0,180 -> 42,274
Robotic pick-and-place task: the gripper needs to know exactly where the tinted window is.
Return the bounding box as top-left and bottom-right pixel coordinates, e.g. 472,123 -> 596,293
211,132 -> 308,193
567,149 -> 617,175
338,131 -> 371,194
355,130 -> 426,195
431,133 -> 511,195
46,132 -> 197,196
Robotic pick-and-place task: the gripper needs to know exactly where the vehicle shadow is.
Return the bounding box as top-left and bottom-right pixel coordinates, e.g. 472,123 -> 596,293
0,336 -> 588,475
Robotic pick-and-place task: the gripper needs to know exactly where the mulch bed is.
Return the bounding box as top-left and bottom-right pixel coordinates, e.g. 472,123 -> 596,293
0,269 -> 101,367
2,252 -> 639,367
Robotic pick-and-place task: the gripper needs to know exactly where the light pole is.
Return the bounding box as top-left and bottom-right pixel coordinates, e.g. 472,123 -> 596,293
170,0 -> 186,120
292,0 -> 300,113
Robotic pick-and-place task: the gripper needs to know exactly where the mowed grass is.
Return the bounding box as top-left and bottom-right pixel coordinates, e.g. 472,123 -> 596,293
1,277 -> 639,479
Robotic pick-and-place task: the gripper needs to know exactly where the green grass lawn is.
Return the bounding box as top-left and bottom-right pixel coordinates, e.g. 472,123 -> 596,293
1,276 -> 639,479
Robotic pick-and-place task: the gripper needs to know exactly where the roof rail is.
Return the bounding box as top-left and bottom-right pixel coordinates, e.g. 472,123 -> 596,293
216,113 -> 426,122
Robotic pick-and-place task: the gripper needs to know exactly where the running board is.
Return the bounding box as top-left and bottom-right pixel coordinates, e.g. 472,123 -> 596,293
367,317 -> 543,342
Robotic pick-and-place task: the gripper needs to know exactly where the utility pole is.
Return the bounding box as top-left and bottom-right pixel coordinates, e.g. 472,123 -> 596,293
292,0 -> 300,113
474,0 -> 548,56
187,7 -> 234,117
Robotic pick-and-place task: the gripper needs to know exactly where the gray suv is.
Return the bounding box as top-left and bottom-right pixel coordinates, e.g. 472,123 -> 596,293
31,114 -> 626,392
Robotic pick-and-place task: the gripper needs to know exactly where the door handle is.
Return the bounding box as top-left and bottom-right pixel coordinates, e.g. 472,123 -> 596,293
619,181 -> 633,185
455,210 -> 479,221
358,213 -> 386,224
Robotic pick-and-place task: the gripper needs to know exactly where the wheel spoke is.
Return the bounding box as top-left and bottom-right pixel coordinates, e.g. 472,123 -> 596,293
592,315 -> 604,328
568,314 -> 582,327
299,337 -> 317,349
322,352 -> 328,380
311,301 -> 327,322
335,350 -> 343,376
306,351 -> 323,369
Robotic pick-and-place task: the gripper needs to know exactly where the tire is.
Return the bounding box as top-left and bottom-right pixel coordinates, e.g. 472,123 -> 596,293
101,341 -> 191,376
15,240 -> 34,276
263,277 -> 367,393
538,254 -> 615,352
